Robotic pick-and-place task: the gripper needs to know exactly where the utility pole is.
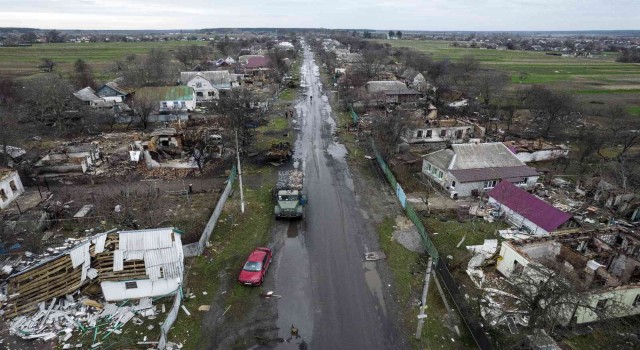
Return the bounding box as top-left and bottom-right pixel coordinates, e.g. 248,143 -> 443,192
235,129 -> 245,213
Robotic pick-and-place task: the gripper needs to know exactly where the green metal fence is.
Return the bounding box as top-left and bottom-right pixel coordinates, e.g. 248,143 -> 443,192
371,139 -> 438,264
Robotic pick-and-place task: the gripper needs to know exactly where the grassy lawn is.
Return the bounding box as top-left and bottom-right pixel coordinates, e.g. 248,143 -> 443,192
377,217 -> 476,350
278,88 -> 296,102
254,113 -> 294,152
375,39 -> 640,89
627,106 -> 640,116
169,184 -> 275,349
0,40 -> 210,79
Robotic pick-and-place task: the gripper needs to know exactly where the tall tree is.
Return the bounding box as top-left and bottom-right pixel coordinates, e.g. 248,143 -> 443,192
526,85 -> 578,138
72,59 -> 96,89
212,88 -> 259,149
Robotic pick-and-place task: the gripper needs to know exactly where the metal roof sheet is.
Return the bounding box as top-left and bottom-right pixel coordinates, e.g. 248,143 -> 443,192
449,143 -> 524,170
423,149 -> 454,170
180,70 -> 231,87
135,86 -> 194,102
450,165 -> 539,183
489,181 -> 573,232
366,81 -> 407,93
119,228 -> 174,251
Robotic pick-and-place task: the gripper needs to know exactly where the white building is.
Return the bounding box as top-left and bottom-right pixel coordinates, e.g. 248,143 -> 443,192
497,227 -> 640,325
0,168 -> 24,210
180,71 -> 232,101
135,86 -> 196,113
422,143 -> 539,198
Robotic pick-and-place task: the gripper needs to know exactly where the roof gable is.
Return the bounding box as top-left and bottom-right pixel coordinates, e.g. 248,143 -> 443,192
180,71 -> 231,87
423,149 -> 454,170
489,181 -> 573,232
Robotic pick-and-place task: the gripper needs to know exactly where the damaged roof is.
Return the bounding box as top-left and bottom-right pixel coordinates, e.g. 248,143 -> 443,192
73,86 -> 100,102
136,86 -> 194,101
180,70 -> 231,87
366,80 -> 408,93
489,180 -> 573,232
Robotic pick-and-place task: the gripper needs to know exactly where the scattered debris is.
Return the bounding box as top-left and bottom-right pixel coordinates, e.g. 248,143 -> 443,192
365,251 -> 387,261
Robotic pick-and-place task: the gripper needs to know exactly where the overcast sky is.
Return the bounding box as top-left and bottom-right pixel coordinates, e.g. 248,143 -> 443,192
1,0 -> 639,31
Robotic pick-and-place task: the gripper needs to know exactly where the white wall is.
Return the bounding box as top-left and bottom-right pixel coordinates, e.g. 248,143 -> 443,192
186,76 -> 219,101
497,243 -> 532,277
101,278 -> 181,301
515,149 -> 569,163
0,171 -> 25,209
489,197 -> 549,235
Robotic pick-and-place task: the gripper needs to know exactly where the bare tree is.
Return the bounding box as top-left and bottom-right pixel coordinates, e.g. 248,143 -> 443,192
601,105 -> 640,160
18,74 -> 87,133
525,85 -> 578,138
72,58 -> 96,89
370,108 -> 409,157
0,77 -> 14,105
39,58 -> 56,72
129,91 -> 159,130
355,49 -> 386,80
212,88 -> 259,150
121,49 -> 177,87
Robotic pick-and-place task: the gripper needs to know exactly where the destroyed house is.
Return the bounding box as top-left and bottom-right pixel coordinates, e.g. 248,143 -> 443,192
497,227 -> 640,325
0,168 -> 24,210
422,142 -> 539,198
404,117 -> 485,144
180,70 -> 232,101
1,228 -> 184,316
95,82 -> 129,103
489,180 -> 578,235
34,144 -> 100,175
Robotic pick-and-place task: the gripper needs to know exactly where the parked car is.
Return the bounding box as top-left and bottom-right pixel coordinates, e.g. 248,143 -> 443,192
238,247 -> 273,286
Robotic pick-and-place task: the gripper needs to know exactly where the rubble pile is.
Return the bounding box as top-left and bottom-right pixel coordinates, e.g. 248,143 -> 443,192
6,295 -> 158,347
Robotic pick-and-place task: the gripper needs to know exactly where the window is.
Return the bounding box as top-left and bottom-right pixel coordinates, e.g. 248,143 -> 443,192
634,294 -> 640,307
208,91 -> 215,97
125,281 -> 138,289
426,130 -> 432,138
513,261 -> 524,276
195,82 -> 202,88
440,129 -> 447,137
161,101 -> 168,108
425,163 -> 432,172
456,129 -> 463,139
514,179 -> 526,186
596,299 -> 608,311
9,180 -> 17,191
196,92 -> 204,97
451,181 -> 456,188
181,101 -> 186,108
0,189 -> 6,201
437,170 -> 443,179
484,180 -> 497,189
417,130 -> 423,138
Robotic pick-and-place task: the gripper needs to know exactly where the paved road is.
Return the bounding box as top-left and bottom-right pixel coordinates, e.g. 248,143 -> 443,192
270,43 -> 402,349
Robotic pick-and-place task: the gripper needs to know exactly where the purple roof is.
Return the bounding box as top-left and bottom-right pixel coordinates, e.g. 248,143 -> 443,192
488,180 -> 573,232
244,56 -> 271,69
450,165 -> 538,183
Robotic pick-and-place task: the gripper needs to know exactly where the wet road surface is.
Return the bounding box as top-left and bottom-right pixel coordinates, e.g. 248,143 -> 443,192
270,42 -> 402,349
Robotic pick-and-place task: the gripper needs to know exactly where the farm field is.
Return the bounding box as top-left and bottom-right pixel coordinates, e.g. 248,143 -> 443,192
0,40 -> 210,80
376,39 -> 640,114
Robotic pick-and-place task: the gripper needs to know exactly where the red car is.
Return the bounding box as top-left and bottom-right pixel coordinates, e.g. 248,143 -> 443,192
238,247 -> 272,286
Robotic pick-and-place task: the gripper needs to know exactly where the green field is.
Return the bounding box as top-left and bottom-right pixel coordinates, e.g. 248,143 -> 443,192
0,41 -> 210,79
376,39 -> 640,112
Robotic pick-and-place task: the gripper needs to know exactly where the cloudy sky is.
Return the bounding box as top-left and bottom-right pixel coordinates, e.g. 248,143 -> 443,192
1,0 -> 639,31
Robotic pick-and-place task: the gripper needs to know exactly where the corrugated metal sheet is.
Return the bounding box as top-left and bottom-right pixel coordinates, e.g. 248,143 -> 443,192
488,180 -> 573,232
119,228 -> 173,251
366,80 -> 407,93
81,263 -> 90,282
423,149 -> 454,170
70,243 -> 90,268
113,250 -> 124,272
450,143 -> 524,170
94,234 -> 107,254
124,251 -> 144,261
87,268 -> 98,279
144,247 -> 181,267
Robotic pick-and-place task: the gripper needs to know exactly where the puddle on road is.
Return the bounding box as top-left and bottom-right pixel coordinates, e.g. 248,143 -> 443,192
274,224 -> 313,350
287,224 -> 299,238
363,261 -> 388,316
327,143 -> 348,160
